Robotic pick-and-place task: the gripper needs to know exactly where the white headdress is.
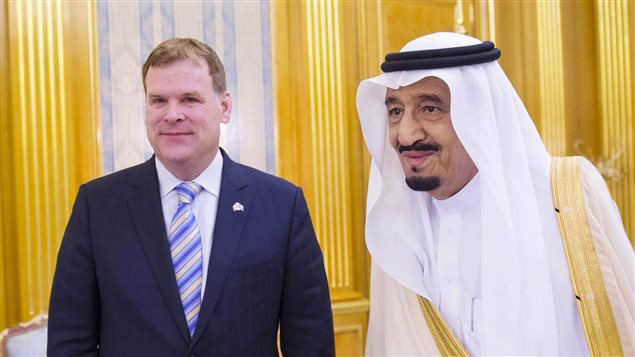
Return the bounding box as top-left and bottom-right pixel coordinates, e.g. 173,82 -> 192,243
357,32 -> 584,355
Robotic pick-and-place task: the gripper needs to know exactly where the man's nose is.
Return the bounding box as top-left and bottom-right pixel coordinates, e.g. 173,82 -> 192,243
398,110 -> 424,146
164,101 -> 185,122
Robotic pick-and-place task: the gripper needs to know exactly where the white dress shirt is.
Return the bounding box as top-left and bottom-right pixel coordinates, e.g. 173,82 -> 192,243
430,173 -> 482,355
155,151 -> 223,300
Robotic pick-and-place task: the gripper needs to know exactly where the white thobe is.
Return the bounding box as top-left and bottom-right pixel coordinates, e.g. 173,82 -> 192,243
430,173 -> 481,355
365,159 -> 632,356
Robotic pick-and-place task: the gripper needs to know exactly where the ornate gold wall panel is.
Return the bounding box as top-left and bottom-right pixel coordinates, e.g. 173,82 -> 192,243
272,2 -> 373,354
272,0 -> 369,305
495,1 -> 634,243
596,0 -> 634,243
561,1 -> 601,154
304,0 -> 356,297
492,2 -> 541,128
0,1 -> 101,331
332,299 -> 370,356
381,0 -> 481,53
1,0 -> 13,332
537,0 -> 566,156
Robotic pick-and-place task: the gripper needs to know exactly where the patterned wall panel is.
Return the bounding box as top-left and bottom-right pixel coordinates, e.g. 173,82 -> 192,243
271,2 -> 373,354
596,0 -> 634,242
1,1 -> 102,330
97,1 -> 275,174
537,1 -> 567,156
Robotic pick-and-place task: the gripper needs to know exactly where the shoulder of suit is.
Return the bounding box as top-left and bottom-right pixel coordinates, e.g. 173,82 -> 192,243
82,159 -> 154,190
232,161 -> 301,193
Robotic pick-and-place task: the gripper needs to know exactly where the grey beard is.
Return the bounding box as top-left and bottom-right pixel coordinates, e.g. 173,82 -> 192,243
405,176 -> 440,192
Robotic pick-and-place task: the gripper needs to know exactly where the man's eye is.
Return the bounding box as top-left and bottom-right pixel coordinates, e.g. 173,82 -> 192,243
184,97 -> 198,103
388,108 -> 403,116
151,98 -> 165,104
419,105 -> 446,120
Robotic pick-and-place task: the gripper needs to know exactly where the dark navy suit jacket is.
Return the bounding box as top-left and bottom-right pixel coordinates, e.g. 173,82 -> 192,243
48,149 -> 334,356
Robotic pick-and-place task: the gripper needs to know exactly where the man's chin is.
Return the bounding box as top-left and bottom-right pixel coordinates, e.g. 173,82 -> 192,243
155,152 -> 195,167
405,175 -> 440,192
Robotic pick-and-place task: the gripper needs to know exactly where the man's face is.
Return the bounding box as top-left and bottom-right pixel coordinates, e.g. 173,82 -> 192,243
145,58 -> 231,180
386,76 -> 477,200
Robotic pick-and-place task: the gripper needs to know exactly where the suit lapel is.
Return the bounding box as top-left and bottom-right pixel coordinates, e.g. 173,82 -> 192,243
191,150 -> 251,346
127,158 -> 191,344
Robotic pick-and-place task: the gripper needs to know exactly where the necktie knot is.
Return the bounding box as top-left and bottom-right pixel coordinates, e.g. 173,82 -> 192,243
176,182 -> 202,206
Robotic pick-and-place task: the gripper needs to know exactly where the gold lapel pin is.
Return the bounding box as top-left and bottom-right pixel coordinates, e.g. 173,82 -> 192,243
232,202 -> 244,212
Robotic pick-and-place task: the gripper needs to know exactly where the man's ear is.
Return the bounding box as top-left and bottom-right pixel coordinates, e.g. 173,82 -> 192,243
219,91 -> 232,124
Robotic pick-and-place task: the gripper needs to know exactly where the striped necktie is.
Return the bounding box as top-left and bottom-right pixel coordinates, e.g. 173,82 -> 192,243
169,182 -> 203,336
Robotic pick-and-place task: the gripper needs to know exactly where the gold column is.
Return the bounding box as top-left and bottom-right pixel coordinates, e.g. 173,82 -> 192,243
0,0 -> 15,331
306,0 -> 347,295
272,1 -> 371,355
596,0 -> 634,242
0,0 -> 102,330
536,0 -> 566,155
487,0 -> 496,42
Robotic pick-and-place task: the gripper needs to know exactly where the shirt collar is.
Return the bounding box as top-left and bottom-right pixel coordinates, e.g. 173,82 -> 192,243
431,172 -> 480,213
155,151 -> 224,198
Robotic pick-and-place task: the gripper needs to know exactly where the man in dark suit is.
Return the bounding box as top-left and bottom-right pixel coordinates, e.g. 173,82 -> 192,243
48,38 -> 335,356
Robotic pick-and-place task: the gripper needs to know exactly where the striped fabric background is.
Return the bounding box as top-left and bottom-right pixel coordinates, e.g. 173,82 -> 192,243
97,1 -> 275,174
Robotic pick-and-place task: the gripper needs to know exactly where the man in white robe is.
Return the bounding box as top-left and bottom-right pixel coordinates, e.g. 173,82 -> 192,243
356,32 -> 634,356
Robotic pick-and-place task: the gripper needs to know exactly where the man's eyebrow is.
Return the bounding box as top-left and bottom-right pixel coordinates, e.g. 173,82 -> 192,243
146,91 -> 202,98
384,97 -> 400,106
416,93 -> 444,104
384,93 -> 446,106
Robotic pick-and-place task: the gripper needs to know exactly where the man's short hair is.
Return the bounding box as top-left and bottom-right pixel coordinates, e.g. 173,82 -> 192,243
142,37 -> 227,94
